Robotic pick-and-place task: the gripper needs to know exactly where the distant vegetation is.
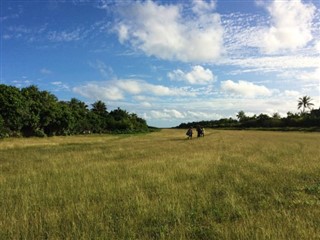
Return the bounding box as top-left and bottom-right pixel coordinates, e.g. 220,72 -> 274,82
1,83 -> 319,137
177,96 -> 320,130
0,84 -> 149,137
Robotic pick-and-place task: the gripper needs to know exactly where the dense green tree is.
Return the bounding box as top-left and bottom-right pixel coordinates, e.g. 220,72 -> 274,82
236,111 -> 247,122
108,108 -> 132,131
129,113 -> 149,131
310,108 -> 320,118
91,100 -> 108,117
0,115 -> 6,137
272,112 -> 281,119
44,101 -> 74,136
90,100 -> 109,132
109,108 -> 129,121
0,84 -> 150,137
21,85 -> 58,136
66,98 -> 90,134
0,84 -> 27,134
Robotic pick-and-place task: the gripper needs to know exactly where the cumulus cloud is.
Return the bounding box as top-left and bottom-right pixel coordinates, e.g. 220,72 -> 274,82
192,0 -> 216,15
261,0 -> 316,53
186,110 -> 223,120
116,80 -> 143,95
168,65 -> 215,85
73,83 -> 124,101
284,90 -> 300,97
221,80 -> 272,98
114,0 -> 223,62
147,108 -> 222,121
116,79 -> 197,97
73,79 -> 197,102
148,109 -> 185,119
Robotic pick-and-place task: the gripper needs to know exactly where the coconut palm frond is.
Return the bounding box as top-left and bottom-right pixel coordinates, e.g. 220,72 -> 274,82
297,96 -> 314,113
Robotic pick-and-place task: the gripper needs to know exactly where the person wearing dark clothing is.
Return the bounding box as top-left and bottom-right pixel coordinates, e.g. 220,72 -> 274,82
186,127 -> 193,139
196,125 -> 203,137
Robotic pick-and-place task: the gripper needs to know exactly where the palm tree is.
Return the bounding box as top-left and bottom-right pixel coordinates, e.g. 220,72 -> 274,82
297,96 -> 314,113
236,110 -> 246,122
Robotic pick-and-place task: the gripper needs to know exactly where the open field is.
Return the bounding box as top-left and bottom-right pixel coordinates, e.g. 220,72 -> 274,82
1,129 -> 320,239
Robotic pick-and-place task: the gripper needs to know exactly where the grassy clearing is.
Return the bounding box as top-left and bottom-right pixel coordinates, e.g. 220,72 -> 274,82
1,130 -> 320,239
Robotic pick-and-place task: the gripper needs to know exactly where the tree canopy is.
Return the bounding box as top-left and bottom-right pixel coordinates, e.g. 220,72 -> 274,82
177,96 -> 319,130
0,84 -> 149,137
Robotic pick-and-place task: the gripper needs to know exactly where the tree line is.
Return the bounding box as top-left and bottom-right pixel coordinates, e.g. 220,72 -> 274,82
0,84 -> 149,138
177,96 -> 320,130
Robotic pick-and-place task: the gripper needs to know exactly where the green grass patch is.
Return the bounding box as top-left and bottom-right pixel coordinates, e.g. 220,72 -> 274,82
1,130 -> 320,239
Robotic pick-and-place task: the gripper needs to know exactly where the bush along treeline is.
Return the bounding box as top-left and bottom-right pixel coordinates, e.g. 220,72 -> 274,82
0,84 -> 149,137
176,97 -> 320,131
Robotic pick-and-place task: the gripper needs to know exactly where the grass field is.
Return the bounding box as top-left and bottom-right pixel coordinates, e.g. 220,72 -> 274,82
1,129 -> 320,239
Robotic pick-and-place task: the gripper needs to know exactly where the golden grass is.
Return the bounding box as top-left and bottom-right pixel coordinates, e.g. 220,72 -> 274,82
1,129 -> 320,239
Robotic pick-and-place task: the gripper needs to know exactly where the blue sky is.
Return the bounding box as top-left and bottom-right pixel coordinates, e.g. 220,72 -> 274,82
1,0 -> 320,127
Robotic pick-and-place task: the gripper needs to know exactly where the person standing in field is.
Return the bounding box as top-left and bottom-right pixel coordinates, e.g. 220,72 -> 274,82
196,125 -> 203,137
186,127 -> 193,139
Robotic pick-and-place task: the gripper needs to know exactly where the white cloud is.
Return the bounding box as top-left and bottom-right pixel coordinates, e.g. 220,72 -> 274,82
186,110 -> 223,120
51,81 -> 62,85
115,79 -> 197,97
219,56 -> 320,72
149,109 -> 185,119
221,80 -> 272,98
117,24 -> 129,44
297,68 -> 320,82
277,67 -> 320,83
261,0 -> 316,53
134,95 -> 156,102
141,102 -> 152,108
114,0 -> 223,62
168,65 -> 215,85
222,13 -> 264,55
73,84 -> 124,101
165,109 -> 185,119
220,9 -> 320,77
146,108 -> 223,121
51,81 -> 69,91
116,80 -> 142,95
73,79 -> 197,102
284,90 -> 300,97
192,0 -> 216,15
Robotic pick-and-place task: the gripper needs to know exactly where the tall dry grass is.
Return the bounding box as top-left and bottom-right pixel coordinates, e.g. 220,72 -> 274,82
1,129 -> 320,239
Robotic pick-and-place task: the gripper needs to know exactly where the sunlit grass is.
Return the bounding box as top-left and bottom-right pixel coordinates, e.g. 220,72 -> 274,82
1,130 -> 320,239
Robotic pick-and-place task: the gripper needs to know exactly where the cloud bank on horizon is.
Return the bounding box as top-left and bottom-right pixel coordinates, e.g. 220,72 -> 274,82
2,0 -> 320,127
